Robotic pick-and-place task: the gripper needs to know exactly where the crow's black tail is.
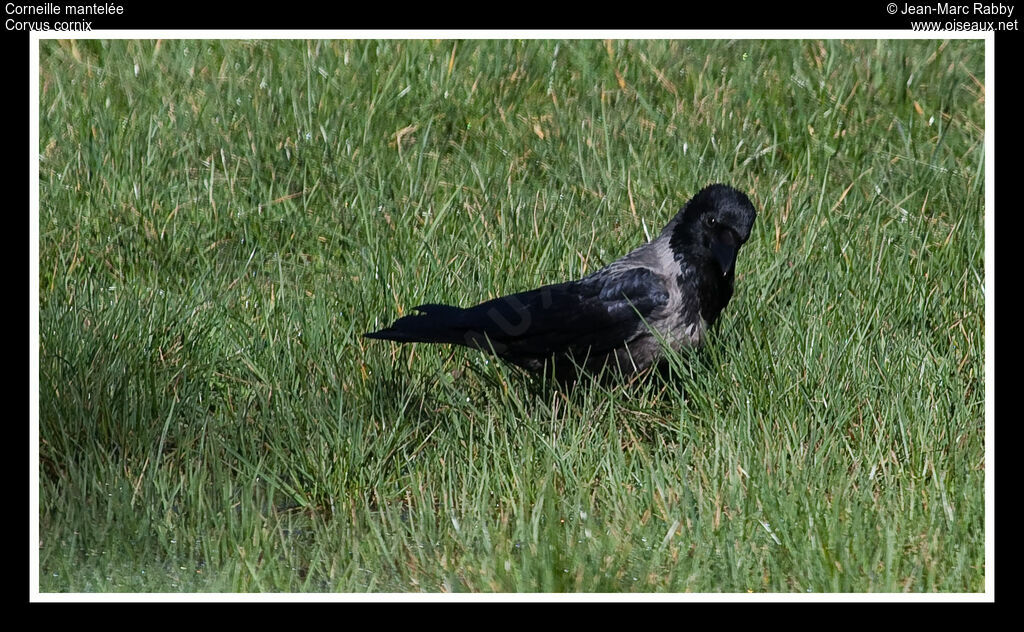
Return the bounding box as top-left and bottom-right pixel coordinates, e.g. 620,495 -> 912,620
363,303 -> 471,345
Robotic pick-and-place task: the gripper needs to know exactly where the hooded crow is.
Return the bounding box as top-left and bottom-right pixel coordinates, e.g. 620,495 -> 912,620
365,183 -> 757,377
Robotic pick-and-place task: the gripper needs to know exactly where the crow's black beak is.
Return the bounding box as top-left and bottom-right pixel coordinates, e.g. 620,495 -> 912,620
710,229 -> 739,276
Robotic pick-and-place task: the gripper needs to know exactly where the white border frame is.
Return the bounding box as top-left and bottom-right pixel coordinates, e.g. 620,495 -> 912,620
30,29 -> 994,603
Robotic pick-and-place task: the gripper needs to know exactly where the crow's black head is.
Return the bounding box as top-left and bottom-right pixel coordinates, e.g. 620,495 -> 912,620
668,184 -> 758,276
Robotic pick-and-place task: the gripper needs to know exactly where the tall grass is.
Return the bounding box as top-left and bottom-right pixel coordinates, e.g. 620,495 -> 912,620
38,38 -> 984,592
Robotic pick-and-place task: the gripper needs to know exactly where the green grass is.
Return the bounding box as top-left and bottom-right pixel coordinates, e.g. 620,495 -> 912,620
37,38 -> 985,593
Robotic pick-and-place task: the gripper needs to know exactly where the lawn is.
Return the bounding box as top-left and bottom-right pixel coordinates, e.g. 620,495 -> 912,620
37,38 -> 985,593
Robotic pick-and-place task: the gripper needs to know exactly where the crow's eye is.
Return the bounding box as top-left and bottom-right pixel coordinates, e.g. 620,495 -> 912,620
704,215 -> 717,227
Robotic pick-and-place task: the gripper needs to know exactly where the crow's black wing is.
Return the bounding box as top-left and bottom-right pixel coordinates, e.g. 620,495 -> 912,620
454,266 -> 670,362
